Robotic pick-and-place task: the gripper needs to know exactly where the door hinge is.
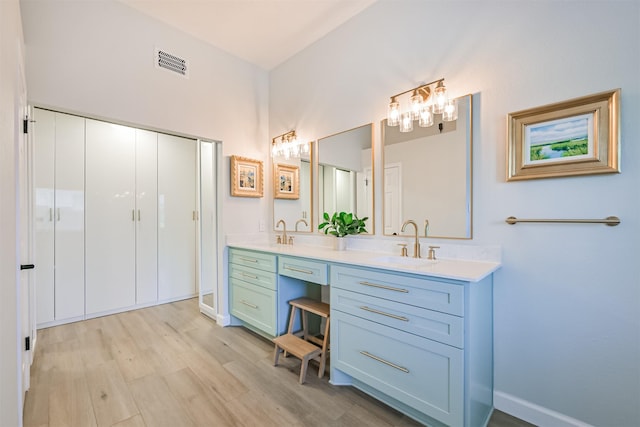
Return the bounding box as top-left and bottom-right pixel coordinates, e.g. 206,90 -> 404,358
23,118 -> 28,134
25,336 -> 30,351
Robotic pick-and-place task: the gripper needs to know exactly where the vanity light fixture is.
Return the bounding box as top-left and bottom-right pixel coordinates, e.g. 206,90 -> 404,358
387,78 -> 457,133
271,130 -> 310,159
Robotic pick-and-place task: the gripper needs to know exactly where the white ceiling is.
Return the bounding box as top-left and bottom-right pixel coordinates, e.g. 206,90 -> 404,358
117,0 -> 376,70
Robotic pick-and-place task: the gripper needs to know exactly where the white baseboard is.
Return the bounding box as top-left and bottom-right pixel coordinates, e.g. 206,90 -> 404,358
494,391 -> 593,427
216,313 -> 230,326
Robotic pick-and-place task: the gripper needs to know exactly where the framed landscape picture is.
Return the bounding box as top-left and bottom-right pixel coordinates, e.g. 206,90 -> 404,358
231,155 -> 263,197
507,89 -> 620,181
274,163 -> 299,199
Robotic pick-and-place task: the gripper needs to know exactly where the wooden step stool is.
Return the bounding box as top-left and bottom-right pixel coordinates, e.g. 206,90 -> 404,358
272,297 -> 330,384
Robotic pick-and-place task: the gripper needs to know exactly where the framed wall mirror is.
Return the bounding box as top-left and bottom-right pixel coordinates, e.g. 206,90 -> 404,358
272,143 -> 313,233
317,124 -> 374,234
382,94 -> 472,239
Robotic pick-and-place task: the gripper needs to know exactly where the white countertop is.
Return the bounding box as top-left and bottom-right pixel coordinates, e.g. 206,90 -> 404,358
228,242 -> 501,282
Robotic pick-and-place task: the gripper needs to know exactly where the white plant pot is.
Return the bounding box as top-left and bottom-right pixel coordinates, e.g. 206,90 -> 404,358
334,238 -> 347,251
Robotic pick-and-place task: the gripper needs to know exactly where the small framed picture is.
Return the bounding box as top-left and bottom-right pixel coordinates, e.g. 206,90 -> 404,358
231,155 -> 263,197
274,163 -> 299,199
507,89 -> 620,181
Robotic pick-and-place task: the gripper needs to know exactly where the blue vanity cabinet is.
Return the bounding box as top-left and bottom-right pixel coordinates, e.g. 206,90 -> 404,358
229,248 -> 278,336
229,248 -> 324,338
330,265 -> 493,427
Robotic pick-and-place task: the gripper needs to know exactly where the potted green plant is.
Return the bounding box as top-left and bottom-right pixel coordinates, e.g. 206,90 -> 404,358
318,211 -> 368,250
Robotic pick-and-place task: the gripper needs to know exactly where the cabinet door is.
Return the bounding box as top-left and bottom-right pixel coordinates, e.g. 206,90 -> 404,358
135,130 -> 158,304
33,108 -> 55,325
85,119 -> 136,315
158,134 -> 196,300
53,112 -> 85,320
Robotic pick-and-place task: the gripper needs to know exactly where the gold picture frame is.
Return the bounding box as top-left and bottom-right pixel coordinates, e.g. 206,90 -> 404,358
231,155 -> 263,197
507,89 -> 620,181
274,163 -> 300,199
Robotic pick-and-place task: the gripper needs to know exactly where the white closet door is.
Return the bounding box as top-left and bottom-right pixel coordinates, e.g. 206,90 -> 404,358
33,108 -> 55,325
158,134 -> 196,301
85,119 -> 136,315
135,130 -> 158,304
53,112 -> 85,320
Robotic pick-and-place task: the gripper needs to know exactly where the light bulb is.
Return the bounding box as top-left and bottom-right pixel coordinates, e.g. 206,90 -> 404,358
399,112 -> 413,133
387,98 -> 400,126
410,90 -> 423,120
418,105 -> 434,127
442,99 -> 458,122
432,81 -> 447,114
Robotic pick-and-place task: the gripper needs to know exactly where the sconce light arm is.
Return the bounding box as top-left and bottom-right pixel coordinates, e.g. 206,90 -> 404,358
388,78 -> 445,101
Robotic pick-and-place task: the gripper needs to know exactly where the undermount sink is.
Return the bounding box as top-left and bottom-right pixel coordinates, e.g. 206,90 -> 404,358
372,256 -> 438,267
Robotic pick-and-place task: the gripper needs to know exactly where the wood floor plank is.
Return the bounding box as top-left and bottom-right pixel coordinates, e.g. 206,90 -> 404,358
48,340 -> 97,427
222,390 -> 304,427
224,355 -> 351,424
177,347 -> 248,402
128,374 -> 195,427
78,328 -> 115,370
85,360 -> 139,426
163,367 -> 238,426
111,414 -> 147,427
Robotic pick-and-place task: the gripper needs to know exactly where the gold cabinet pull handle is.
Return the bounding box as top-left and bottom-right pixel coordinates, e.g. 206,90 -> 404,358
239,256 -> 258,263
284,266 -> 313,275
360,306 -> 409,322
132,209 -> 135,221
49,208 -> 53,222
360,351 -> 409,373
240,300 -> 258,309
358,281 -> 408,293
138,209 -> 141,221
56,208 -> 61,221
241,272 -> 258,280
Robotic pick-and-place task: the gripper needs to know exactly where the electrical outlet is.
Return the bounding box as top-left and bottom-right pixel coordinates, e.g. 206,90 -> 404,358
259,220 -> 265,232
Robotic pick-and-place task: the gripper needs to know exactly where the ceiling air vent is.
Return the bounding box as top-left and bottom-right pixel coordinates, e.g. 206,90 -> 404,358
155,48 -> 188,78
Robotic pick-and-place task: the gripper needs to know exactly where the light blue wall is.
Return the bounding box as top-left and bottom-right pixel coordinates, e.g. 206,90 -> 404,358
270,1 -> 640,425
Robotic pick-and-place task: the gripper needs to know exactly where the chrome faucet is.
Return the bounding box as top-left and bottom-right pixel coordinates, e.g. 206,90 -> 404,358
276,219 -> 287,245
295,218 -> 308,232
401,219 -> 420,258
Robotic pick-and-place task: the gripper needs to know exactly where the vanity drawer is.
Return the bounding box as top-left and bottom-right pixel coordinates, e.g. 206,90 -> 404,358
332,311 -> 463,427
278,256 -> 328,285
332,288 -> 463,348
230,278 -> 276,336
229,248 -> 277,273
229,263 -> 277,291
331,265 -> 464,316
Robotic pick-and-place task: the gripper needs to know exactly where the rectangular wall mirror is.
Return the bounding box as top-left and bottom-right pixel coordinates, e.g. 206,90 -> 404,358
382,94 -> 472,239
272,143 -> 313,233
317,123 -> 374,234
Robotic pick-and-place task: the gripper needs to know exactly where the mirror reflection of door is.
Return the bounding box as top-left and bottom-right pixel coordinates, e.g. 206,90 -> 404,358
317,123 -> 374,233
382,94 -> 472,239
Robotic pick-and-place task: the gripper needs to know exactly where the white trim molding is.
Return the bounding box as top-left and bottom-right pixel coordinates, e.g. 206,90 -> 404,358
494,391 -> 593,427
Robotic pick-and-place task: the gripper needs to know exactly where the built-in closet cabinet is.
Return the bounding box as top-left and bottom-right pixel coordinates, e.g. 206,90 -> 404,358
135,130 -> 159,304
34,109 -> 85,325
158,134 -> 197,301
34,109 -> 198,326
85,121 -> 163,315
85,120 -> 137,314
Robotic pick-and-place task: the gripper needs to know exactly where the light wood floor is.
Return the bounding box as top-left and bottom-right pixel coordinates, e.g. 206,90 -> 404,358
24,298 -> 534,427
